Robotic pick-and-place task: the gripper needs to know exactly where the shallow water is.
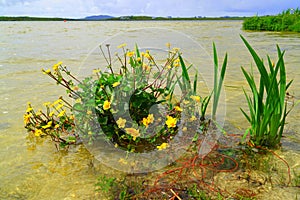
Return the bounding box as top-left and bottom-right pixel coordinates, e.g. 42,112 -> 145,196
0,20 -> 299,199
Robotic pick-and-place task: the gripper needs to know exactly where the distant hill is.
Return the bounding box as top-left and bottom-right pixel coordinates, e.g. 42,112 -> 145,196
84,15 -> 114,20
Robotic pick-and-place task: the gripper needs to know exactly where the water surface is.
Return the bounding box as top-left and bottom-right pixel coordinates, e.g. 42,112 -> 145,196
0,20 -> 299,199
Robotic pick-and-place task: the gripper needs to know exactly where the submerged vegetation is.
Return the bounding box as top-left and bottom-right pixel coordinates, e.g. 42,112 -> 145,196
243,8 -> 300,32
23,37 -> 298,199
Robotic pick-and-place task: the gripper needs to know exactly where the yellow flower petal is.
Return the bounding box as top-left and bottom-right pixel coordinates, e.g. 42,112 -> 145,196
125,128 -> 140,141
127,51 -> 134,57
117,43 -> 127,49
165,116 -> 177,128
116,118 -> 126,128
103,100 -> 111,110
87,110 -> 92,115
57,110 -> 66,117
190,116 -> 197,122
147,114 -> 154,124
142,117 -> 149,127
174,106 -> 182,112
166,42 -> 171,48
26,107 -> 33,113
112,82 -> 120,87
49,111 -> 55,117
43,69 -> 51,74
157,142 -> 169,150
190,95 -> 201,103
43,102 -> 51,107
34,129 -> 44,137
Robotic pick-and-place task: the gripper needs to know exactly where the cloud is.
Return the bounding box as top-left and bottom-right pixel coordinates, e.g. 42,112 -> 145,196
0,0 -> 299,18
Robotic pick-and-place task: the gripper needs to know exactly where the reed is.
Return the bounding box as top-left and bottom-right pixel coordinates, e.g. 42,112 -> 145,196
240,35 -> 293,148
212,43 -> 228,121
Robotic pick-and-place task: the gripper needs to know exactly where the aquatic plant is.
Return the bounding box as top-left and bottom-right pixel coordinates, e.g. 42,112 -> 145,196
24,44 -> 208,152
212,43 -> 228,121
24,97 -> 76,148
240,35 -> 293,148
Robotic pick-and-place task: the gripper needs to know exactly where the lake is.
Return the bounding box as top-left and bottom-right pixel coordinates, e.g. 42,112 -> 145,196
0,20 -> 299,199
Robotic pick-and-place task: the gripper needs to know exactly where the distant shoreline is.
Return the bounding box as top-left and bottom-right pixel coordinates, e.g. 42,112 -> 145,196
0,16 -> 246,21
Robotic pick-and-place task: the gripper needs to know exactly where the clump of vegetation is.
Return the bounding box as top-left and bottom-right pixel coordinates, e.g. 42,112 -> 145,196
243,8 -> 300,32
24,44 -> 212,152
240,35 -> 294,148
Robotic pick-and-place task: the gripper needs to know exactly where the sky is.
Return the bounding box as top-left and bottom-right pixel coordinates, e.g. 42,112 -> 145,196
0,0 -> 299,18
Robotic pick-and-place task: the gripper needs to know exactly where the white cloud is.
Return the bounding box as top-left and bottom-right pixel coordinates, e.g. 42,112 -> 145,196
0,0 -> 299,18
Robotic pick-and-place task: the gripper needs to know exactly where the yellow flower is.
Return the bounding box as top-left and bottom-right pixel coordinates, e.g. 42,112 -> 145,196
116,118 -> 126,128
173,58 -> 180,67
174,58 -> 180,63
182,127 -> 187,132
183,100 -> 190,105
172,47 -> 180,52
142,117 -> 149,127
127,51 -> 134,57
87,110 -> 92,115
75,98 -> 82,103
142,114 -> 154,127
136,57 -> 141,62
56,103 -> 64,110
69,115 -> 74,120
34,129 -> 44,137
166,42 -> 171,48
43,69 -> 51,74
147,114 -> 154,123
53,99 -> 62,105
112,82 -> 120,87
103,100 -> 111,110
43,102 -> 51,107
73,86 -> 79,91
36,109 -> 42,116
114,143 -> 118,148
174,62 -> 180,67
93,69 -> 101,74
190,95 -> 201,103
157,142 -> 169,150
125,128 -> 140,141
23,113 -> 32,124
174,106 -> 183,112
190,115 -> 197,122
165,116 -> 177,128
49,111 -> 55,117
117,43 -> 127,49
57,110 -> 66,117
26,107 -> 33,113
143,63 -> 151,71
52,64 -> 59,71
42,121 -> 52,129
54,124 -> 60,129
144,53 -> 151,59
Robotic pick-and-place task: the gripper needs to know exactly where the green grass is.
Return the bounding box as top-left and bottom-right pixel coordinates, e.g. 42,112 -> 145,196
243,8 -> 300,32
240,35 -> 293,148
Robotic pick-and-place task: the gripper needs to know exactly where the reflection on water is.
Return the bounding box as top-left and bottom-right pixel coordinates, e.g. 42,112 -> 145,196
0,21 -> 299,199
